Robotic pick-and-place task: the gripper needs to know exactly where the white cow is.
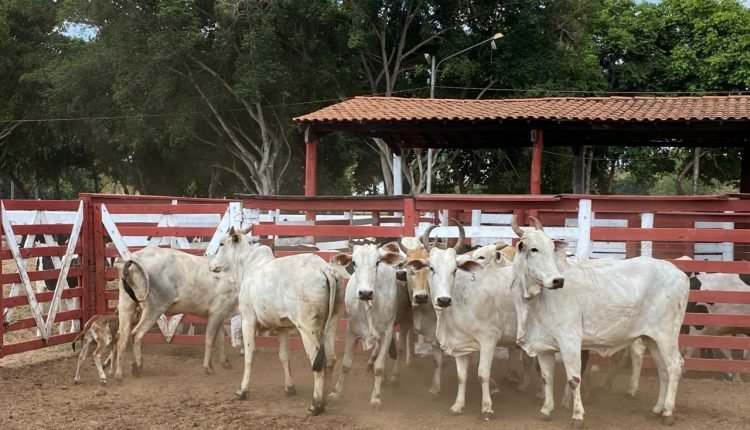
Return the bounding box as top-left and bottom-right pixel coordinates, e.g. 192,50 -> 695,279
509,216 -> 689,427
116,246 -> 238,380
328,243 -> 410,409
403,222 -> 529,420
208,227 -> 344,415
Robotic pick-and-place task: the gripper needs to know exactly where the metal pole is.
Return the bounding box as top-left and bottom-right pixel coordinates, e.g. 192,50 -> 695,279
426,56 -> 436,194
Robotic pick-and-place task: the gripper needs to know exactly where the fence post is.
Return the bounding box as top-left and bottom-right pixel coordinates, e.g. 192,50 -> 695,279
402,196 -> 417,237
92,202 -> 108,316
575,199 -> 593,260
0,200 -> 4,357
640,213 -> 654,258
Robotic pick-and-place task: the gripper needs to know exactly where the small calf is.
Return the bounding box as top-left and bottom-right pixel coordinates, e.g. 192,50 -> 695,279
72,314 -> 120,385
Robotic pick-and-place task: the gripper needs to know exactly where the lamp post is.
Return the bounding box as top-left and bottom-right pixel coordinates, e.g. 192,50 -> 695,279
424,32 -> 503,194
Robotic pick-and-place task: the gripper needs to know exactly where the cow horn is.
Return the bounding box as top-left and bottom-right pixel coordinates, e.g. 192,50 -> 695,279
451,218 -> 465,251
511,216 -> 525,238
241,225 -> 252,235
528,216 -> 544,231
397,237 -> 409,254
421,225 -> 437,251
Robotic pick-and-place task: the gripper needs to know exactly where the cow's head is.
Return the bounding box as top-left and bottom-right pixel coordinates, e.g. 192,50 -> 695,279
209,225 -> 253,273
394,236 -> 432,307
330,244 -> 404,301
511,216 -> 566,299
463,242 -> 513,269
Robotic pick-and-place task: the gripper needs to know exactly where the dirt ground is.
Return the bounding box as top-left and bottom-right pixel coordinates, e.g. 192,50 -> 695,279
1,344 -> 749,430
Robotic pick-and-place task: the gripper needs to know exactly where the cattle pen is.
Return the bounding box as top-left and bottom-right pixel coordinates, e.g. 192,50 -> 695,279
2,193 -> 750,429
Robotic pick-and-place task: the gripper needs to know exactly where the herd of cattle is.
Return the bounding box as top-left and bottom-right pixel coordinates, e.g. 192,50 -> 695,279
68,216 -> 750,428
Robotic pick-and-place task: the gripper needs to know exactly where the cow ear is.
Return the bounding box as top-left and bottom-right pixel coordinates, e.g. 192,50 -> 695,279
553,240 -> 568,250
403,259 -> 428,271
517,241 -> 524,252
396,270 -> 407,281
379,252 -> 405,266
229,226 -> 236,235
458,260 -> 483,273
380,242 -> 400,254
330,253 -> 352,267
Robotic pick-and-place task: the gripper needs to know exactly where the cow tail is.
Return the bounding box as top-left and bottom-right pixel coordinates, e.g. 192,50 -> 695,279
72,315 -> 99,351
313,268 -> 339,372
121,257 -> 150,303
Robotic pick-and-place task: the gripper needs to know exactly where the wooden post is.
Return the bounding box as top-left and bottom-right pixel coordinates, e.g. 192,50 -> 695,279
0,201 -> 4,357
737,148 -> 750,261
530,130 -> 544,195
304,127 -> 318,221
640,212 -> 654,258
575,198 -> 593,260
402,197 -> 417,237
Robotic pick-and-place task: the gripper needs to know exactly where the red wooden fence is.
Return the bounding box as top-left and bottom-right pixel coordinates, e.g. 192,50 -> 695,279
1,193 -> 749,375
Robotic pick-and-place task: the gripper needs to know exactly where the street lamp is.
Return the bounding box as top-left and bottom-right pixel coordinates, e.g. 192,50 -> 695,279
424,32 -> 504,194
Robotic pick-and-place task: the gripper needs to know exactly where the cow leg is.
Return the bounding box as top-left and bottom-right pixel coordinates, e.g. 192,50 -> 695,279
216,327 -> 231,369
389,324 -> 410,387
236,314 -> 257,400
93,341 -> 108,385
650,337 -> 682,425
559,347 -> 585,427
203,314 -> 225,375
716,348 -> 741,382
428,344 -> 443,396
404,329 -> 413,368
628,339 -> 646,397
478,342 -> 496,420
449,354 -> 470,415
74,337 -> 92,385
277,329 -> 296,395
518,352 -> 535,393
296,325 -> 326,416
537,352 -> 556,420
130,304 -> 166,378
323,316 -> 338,396
329,329 -> 356,401
366,342 -> 378,374
115,295 -> 138,381
370,328 -> 394,409
642,337 -> 668,417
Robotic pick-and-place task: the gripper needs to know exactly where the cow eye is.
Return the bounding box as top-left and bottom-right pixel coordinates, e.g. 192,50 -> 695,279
478,256 -> 485,260
429,266 -> 434,272
219,243 -> 224,247
531,247 -> 539,253
352,261 -> 357,268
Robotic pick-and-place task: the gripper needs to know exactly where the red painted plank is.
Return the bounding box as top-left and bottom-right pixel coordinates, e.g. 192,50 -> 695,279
11,224 -> 77,235
0,245 -> 82,260
688,290 -> 750,304
5,309 -> 83,332
683,357 -> 750,373
253,224 -> 403,237
1,200 -> 80,211
0,267 -> 83,284
588,199 -> 749,213
683,313 -> 750,327
104,204 -> 228,215
591,227 -> 750,243
4,287 -> 84,308
1,332 -> 79,356
679,334 -> 750,349
244,199 -> 405,212
670,260 -> 750,274
115,227 -> 218,236
274,250 -> 341,260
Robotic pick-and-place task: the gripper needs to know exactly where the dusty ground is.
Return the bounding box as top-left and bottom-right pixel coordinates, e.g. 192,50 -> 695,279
1,344 -> 749,430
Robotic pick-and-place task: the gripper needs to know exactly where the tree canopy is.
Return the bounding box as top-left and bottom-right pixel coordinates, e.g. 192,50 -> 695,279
1,0 -> 748,198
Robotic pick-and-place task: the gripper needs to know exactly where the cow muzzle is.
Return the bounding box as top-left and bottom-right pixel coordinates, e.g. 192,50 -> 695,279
549,277 -> 564,290
436,296 -> 452,308
358,290 -> 374,301
413,293 -> 428,305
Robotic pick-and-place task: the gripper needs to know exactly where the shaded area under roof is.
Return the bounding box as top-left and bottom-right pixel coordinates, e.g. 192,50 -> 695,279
294,96 -> 750,150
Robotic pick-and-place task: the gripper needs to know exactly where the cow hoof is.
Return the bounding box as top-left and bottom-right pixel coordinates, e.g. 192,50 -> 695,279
308,403 -> 325,416
328,392 -> 341,401
538,412 -> 552,422
428,388 -> 440,397
131,363 -> 142,378
626,390 -> 638,398
651,408 -> 664,417
285,386 -> 297,396
490,388 -> 501,399
481,411 -> 494,421
449,406 -> 463,416
221,361 -> 232,369
661,415 -> 675,426
99,380 -> 107,387
571,418 -> 585,429
235,390 -> 248,401
74,380 -> 81,385
204,367 -> 215,376
389,378 -> 400,389
370,401 -> 382,411
366,364 -> 374,375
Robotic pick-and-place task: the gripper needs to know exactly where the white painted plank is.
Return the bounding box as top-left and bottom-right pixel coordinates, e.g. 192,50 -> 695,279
640,213 -> 654,258
575,199 -> 593,260
1,203 -> 47,336
101,205 -> 133,261
44,201 -> 84,338
2,222 -> 39,324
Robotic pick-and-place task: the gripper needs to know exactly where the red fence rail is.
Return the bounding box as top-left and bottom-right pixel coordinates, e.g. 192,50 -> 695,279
2,193 -> 750,375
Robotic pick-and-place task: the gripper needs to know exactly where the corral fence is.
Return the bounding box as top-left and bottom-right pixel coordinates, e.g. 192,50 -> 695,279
1,193 -> 749,375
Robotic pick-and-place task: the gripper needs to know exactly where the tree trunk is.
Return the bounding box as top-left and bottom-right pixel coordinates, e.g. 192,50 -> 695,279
572,145 -> 585,194
584,146 -> 594,194
606,158 -> 616,194
691,147 -> 701,195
